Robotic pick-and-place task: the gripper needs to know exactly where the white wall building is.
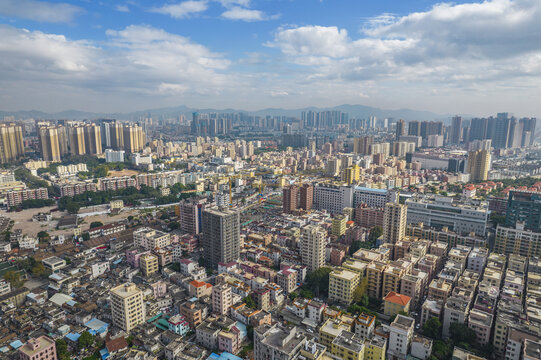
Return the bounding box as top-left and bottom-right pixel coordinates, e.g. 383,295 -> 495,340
388,315 -> 415,359
313,184 -> 353,214
406,195 -> 489,236
105,149 -> 125,163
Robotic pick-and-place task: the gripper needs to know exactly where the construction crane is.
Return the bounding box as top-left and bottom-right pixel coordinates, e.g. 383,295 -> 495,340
228,174 -> 242,208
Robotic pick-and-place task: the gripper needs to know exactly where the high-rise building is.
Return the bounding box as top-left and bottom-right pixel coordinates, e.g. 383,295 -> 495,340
450,116 -> 462,144
202,208 -> 240,268
383,202 -> 407,243
110,283 -> 145,332
469,118 -> 488,141
520,117 -> 536,146
38,125 -> 67,161
123,123 -> 145,153
299,184 -> 313,211
396,119 -> 406,140
491,113 -> 511,149
179,199 -> 205,235
0,123 -> 24,164
353,136 -> 373,155
508,117 -> 524,148
301,224 -> 327,272
505,190 -> 541,231
84,124 -> 102,155
408,121 -> 420,136
342,165 -> 360,185
420,121 -> 443,139
68,125 -> 86,156
467,149 -> 491,181
282,185 -> 298,214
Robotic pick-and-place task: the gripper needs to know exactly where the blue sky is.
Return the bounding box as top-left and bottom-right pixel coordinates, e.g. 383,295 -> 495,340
0,0 -> 540,116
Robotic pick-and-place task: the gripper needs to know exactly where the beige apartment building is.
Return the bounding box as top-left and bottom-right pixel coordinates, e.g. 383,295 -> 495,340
301,224 -> 327,272
111,283 -> 145,332
367,261 -> 387,299
140,253 -> 159,277
328,268 -> 360,305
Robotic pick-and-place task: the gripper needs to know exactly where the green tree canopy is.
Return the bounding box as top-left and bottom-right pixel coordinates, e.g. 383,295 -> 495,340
244,295 -> 256,309
449,322 -> 477,346
369,226 -> 383,241
89,221 -> 103,229
303,267 -> 332,297
78,331 -> 94,349
423,317 -> 442,339
4,271 -> 23,288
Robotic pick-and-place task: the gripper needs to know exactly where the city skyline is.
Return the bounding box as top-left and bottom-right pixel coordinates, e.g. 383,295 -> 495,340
1,0 -> 541,116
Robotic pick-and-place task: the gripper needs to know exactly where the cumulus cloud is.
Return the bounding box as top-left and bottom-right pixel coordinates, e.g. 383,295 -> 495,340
0,0 -> 83,23
152,1 -> 208,19
0,24 -> 235,110
0,25 -> 95,77
221,6 -> 264,21
269,0 -> 541,86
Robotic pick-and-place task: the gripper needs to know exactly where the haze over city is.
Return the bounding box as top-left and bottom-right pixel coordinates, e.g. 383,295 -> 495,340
1,0 -> 541,116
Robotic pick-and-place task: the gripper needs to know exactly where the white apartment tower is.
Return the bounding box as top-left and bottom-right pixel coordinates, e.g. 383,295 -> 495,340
301,225 -> 327,272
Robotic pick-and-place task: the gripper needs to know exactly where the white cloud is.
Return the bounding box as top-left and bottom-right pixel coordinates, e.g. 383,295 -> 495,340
269,0 -> 541,88
217,0 -> 251,6
0,0 -> 83,23
0,24 -> 237,111
221,6 -> 264,21
152,1 -> 208,19
0,25 -> 95,76
116,5 -> 130,12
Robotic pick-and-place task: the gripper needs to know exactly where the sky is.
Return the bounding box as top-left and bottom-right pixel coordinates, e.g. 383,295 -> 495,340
0,0 -> 540,117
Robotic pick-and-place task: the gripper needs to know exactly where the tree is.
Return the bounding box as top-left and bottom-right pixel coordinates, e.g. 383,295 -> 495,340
89,221 -> 103,229
300,289 -> 314,299
423,317 -> 442,339
352,285 -> 364,303
303,267 -> 332,297
349,241 -> 362,256
247,325 -> 254,341
289,292 -> 298,301
56,339 -> 70,360
4,271 -> 23,288
431,340 -> 453,360
369,226 -> 383,241
78,331 -> 94,349
31,262 -> 47,277
490,213 -> 506,226
449,323 -> 476,346
37,231 -> 49,240
244,295 -> 256,309
81,232 -> 90,241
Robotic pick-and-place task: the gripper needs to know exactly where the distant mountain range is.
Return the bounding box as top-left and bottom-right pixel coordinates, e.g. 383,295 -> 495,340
0,104 -> 458,122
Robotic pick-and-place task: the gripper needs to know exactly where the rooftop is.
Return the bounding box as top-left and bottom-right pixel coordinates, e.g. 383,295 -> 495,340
384,291 -> 411,306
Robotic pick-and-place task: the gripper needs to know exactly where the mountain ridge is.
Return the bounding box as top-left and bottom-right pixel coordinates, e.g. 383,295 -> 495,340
0,104 -> 458,122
